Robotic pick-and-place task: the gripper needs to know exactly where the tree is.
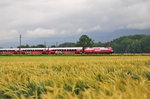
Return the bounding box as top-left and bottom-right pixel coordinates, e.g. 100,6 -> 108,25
31,44 -> 46,48
51,45 -> 56,48
141,36 -> 150,53
17,44 -> 30,48
76,35 -> 94,47
76,35 -> 94,53
36,44 -> 46,48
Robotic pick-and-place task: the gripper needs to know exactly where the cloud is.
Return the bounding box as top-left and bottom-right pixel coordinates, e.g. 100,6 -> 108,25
0,0 -> 150,47
1,0 -> 150,31
26,28 -> 56,38
0,29 -> 19,41
127,22 -> 150,29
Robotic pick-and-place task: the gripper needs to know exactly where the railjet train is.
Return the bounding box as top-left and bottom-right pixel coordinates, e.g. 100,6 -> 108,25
0,47 -> 113,54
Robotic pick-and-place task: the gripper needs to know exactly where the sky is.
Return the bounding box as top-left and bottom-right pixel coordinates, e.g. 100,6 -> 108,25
0,0 -> 150,47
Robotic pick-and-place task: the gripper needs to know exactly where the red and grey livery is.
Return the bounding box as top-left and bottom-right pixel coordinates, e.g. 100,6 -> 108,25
0,47 -> 113,54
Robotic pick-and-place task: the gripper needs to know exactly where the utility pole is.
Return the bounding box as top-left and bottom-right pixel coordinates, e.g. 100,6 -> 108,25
56,42 -> 58,47
19,34 -> 22,54
44,41 -> 46,50
48,46 -> 49,54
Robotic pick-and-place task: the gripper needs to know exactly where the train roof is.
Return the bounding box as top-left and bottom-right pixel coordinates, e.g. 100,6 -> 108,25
0,47 -> 83,50
0,48 -> 19,50
0,47 -> 112,51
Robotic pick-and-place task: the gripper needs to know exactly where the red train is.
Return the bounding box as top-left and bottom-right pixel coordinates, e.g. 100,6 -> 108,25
0,47 -> 113,54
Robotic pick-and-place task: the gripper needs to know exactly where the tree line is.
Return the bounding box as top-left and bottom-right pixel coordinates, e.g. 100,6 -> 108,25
18,34 -> 150,53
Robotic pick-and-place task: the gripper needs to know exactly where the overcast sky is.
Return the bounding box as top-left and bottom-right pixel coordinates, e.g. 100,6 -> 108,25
0,0 -> 150,47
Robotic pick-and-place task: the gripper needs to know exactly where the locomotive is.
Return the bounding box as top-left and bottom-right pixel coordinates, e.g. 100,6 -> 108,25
0,47 -> 113,54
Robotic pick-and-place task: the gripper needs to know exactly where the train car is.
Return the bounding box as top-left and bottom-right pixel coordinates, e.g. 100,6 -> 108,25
47,47 -> 83,54
0,48 -> 17,54
21,48 -> 46,54
84,47 -> 113,54
0,47 -> 113,54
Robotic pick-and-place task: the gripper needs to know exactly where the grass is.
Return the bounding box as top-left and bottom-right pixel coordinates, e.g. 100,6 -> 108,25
0,56 -> 150,99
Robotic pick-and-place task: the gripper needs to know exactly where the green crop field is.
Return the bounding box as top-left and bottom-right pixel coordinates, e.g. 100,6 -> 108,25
0,56 -> 150,99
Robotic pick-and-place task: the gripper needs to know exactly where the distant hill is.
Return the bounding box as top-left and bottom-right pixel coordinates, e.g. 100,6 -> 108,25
106,34 -> 150,53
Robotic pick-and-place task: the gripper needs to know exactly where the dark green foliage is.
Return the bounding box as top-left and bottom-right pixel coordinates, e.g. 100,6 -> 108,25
76,35 -> 94,47
51,45 -> 56,48
105,35 -> 150,53
17,44 -> 30,48
141,36 -> 150,53
31,44 -> 46,48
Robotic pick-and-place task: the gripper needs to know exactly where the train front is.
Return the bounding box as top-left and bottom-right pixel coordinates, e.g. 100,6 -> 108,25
84,47 -> 113,54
